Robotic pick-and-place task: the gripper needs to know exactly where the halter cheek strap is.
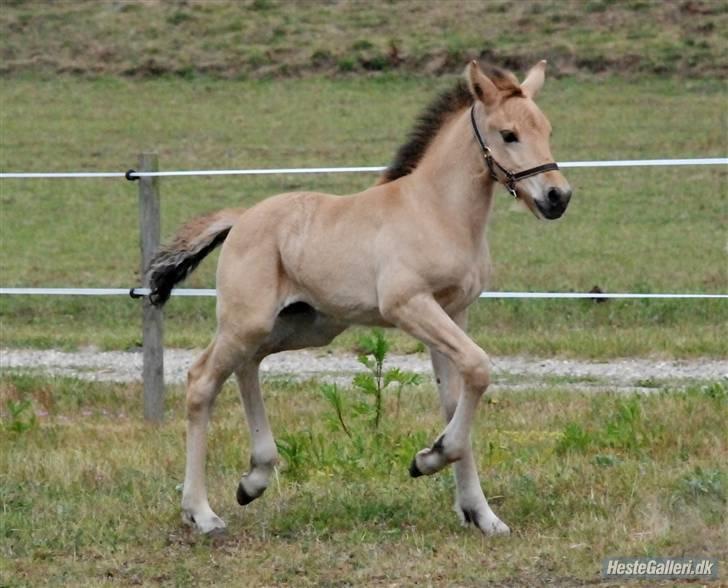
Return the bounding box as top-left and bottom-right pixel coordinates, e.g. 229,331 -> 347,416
470,105 -> 559,197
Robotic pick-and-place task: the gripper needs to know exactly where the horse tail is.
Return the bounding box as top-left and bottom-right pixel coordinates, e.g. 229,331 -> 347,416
146,207 -> 244,306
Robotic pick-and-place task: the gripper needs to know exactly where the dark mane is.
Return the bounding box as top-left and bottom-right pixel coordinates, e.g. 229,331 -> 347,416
380,66 -> 522,184
380,79 -> 473,184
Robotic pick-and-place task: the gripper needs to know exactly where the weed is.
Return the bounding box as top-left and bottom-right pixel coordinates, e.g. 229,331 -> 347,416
670,466 -> 727,524
557,398 -> 649,454
603,397 -> 644,451
337,57 -> 355,72
698,381 -> 727,402
556,422 -> 592,454
320,382 -> 352,439
593,453 -> 620,467
275,432 -> 307,478
166,11 -> 192,26
3,398 -> 37,434
353,329 -> 421,429
676,467 -> 726,504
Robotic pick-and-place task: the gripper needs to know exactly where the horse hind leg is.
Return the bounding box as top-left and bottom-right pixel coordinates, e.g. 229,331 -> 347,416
234,361 -> 277,506
181,334 -> 246,534
234,307 -> 348,506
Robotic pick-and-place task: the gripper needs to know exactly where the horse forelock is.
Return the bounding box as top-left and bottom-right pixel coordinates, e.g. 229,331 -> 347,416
380,66 -> 523,184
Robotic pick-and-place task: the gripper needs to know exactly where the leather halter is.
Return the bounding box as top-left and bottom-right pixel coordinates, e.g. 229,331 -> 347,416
470,105 -> 559,197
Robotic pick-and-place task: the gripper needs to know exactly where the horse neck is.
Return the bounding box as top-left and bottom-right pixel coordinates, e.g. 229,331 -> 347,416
410,108 -> 495,241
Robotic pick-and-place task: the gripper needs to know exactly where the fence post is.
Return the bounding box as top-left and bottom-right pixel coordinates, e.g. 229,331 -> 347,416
138,152 -> 165,422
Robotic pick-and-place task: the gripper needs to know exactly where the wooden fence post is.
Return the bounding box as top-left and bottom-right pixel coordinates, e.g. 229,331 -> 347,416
138,152 -> 165,422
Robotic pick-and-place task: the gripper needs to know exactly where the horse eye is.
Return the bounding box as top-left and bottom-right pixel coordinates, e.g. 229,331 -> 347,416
500,130 -> 519,143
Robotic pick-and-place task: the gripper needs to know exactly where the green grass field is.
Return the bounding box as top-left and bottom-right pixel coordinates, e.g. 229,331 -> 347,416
1,75 -> 726,356
1,372 -> 726,585
2,0 -> 726,79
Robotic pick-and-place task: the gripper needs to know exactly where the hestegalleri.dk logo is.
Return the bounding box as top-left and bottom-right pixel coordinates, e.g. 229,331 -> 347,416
602,557 -> 718,579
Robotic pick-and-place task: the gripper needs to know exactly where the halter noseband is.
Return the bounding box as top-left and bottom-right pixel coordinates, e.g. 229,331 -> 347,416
470,105 -> 559,197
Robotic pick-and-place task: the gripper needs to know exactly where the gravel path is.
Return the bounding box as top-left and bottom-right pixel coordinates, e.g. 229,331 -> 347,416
1,348 -> 725,393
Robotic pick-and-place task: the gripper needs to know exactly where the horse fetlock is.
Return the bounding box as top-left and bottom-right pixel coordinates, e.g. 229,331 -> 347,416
182,506 -> 227,535
455,501 -> 510,536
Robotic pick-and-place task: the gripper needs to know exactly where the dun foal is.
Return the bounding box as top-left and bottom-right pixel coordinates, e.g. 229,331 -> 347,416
148,61 -> 572,535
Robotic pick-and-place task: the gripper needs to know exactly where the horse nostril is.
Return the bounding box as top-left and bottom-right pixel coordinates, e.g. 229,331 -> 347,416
547,188 -> 561,205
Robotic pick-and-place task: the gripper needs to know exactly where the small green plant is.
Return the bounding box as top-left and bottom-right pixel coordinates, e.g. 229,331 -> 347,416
676,467 -> 726,503
337,57 -> 355,72
671,467 -> 727,524
4,399 -> 37,434
593,453 -> 620,467
556,422 -> 592,454
320,329 -> 420,438
354,329 -> 421,429
603,398 -> 644,451
275,432 -> 307,477
320,383 -> 352,439
699,381 -> 727,402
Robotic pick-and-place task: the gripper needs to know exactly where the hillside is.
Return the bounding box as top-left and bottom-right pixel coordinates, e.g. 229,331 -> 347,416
1,0 -> 726,79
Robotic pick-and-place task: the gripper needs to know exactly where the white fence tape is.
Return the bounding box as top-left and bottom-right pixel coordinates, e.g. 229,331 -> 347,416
2,157 -> 726,301
0,288 -> 726,300
1,158 -> 726,179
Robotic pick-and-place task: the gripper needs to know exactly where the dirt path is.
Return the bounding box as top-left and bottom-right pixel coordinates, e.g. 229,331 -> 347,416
1,348 -> 724,393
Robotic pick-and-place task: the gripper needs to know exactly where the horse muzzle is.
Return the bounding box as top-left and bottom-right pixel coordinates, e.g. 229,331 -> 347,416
534,186 -> 572,220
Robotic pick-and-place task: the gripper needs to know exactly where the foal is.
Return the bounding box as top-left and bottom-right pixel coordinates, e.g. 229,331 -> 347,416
148,61 -> 572,535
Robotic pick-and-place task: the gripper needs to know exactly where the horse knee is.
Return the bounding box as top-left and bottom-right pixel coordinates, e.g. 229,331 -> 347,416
461,352 -> 491,392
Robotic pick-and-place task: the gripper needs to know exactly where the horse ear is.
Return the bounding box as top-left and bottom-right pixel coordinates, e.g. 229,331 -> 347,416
465,60 -> 498,108
521,60 -> 547,99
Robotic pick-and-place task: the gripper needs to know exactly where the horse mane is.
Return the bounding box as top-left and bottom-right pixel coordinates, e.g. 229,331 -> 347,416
380,65 -> 523,184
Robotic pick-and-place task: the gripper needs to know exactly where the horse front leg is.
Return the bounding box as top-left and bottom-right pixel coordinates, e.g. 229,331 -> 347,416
430,327 -> 510,536
381,294 -> 489,470
381,293 -> 508,535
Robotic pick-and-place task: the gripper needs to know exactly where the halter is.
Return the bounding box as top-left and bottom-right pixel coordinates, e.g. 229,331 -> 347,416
470,105 -> 559,197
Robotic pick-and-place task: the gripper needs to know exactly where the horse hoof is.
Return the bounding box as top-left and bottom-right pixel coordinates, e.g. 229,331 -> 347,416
205,525 -> 228,539
409,457 -> 423,478
236,480 -> 264,505
182,510 -> 227,535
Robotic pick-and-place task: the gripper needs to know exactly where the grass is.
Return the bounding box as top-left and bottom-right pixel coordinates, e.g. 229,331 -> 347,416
1,0 -> 726,78
1,372 -> 726,585
0,75 -> 726,357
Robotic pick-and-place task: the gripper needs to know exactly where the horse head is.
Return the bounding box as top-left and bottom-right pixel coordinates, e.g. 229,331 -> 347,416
466,60 -> 572,219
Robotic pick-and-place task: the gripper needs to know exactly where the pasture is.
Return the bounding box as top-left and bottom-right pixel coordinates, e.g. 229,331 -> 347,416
2,371 -> 726,585
1,2 -> 727,584
1,0 -> 725,79
0,75 -> 726,357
